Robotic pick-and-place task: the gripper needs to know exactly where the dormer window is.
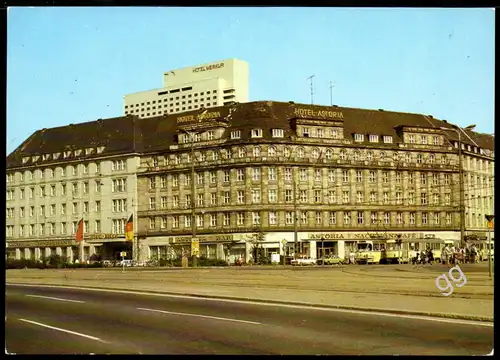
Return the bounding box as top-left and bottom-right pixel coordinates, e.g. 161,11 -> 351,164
383,136 -> 393,144
474,147 -> 478,153
420,135 -> 428,145
272,129 -> 284,138
454,142 -> 458,148
97,146 -> 105,154
303,128 -> 310,137
53,153 -> 61,160
433,136 -> 440,146
63,151 -> 71,158
207,130 -> 214,141
74,149 -> 82,156
251,129 -> 263,138
330,129 -> 338,138
231,130 -> 241,139
467,145 -> 471,152
22,157 -> 30,164
354,134 -> 364,142
408,135 -> 415,144
42,154 -> 51,161
32,155 -> 40,162
369,135 -> 378,143
85,148 -> 94,155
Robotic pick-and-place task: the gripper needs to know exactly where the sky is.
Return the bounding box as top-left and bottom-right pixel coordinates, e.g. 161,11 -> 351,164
7,7 -> 495,155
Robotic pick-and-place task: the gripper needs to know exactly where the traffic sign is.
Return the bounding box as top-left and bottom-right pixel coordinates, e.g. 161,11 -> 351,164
488,221 -> 494,229
120,251 -> 127,257
191,238 -> 200,257
281,239 -> 287,246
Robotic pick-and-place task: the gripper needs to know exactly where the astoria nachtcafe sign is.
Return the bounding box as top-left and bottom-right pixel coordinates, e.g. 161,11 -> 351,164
308,232 -> 426,240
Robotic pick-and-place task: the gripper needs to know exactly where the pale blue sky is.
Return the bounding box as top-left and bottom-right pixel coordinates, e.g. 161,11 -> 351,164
7,7 -> 495,154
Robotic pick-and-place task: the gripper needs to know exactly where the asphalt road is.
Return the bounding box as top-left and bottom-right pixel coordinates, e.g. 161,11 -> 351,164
5,284 -> 493,355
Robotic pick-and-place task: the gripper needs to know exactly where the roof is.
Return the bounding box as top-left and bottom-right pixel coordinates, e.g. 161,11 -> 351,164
6,101 -> 495,169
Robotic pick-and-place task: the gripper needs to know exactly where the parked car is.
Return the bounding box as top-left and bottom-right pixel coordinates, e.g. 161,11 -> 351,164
317,255 -> 344,265
291,257 -> 317,266
102,260 -> 114,268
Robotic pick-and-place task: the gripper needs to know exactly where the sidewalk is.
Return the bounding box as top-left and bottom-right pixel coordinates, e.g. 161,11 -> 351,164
6,266 -> 494,322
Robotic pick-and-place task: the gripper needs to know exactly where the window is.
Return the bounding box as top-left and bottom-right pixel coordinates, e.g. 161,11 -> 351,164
312,148 -> 320,159
343,212 -> 351,225
184,215 -> 192,228
433,173 -> 439,185
263,189 -> 275,204
367,151 -> 374,162
357,211 -> 364,225
408,192 -> 415,205
396,172 -> 402,184
396,192 -> 402,204
369,171 -> 376,183
268,167 -> 277,181
269,211 -> 277,225
300,211 -> 307,225
112,178 -> 126,192
317,129 -> 324,137
408,135 -> 415,144
409,212 -> 416,225
112,159 -> 126,171
382,171 -> 389,183
238,147 -> 245,158
83,182 -> 88,194
396,212 -> 403,225
237,212 -> 245,226
421,193 -> 427,205
149,217 -> 156,230
297,148 -> 305,158
252,189 -> 261,203
94,181 -> 101,193
444,174 -> 450,185
284,147 -> 291,157
446,213 -> 452,225
210,214 -> 217,227
383,192 -> 389,204
339,150 -> 346,160
325,149 -> 332,160
223,170 -> 230,182
300,168 -> 308,181
328,170 -> 335,183
429,154 -> 435,164
197,173 -> 204,185
20,188 -> 24,200
370,191 -> 377,203
371,212 -> 377,225
199,152 -> 207,162
433,193 -> 440,205
353,151 -> 360,161
314,190 -> 321,203
50,185 -> 56,196
315,169 -> 321,181
223,213 -> 230,226
408,172 -> 414,185
285,212 -> 293,225
422,212 -> 428,225
330,129 -> 338,138
170,196 -> 177,208
113,199 -> 127,212
342,170 -> 349,183
444,193 -> 451,205
315,211 -> 322,225
160,176 -> 167,188
237,190 -> 245,204
420,135 -> 428,145
95,201 -> 101,212
354,134 -> 364,142
383,136 -> 393,144
272,129 -> 284,138
252,168 -> 261,181
60,204 -> 66,215
369,135 -> 378,143
285,168 -> 292,181
207,130 -> 214,141
197,194 -> 204,206
384,212 -> 390,225
251,129 -> 263,138
212,151 -> 220,161
299,190 -> 307,203
420,173 -> 427,185
285,189 -> 293,202
268,146 -> 277,157
303,127 -> 310,137
343,191 -> 350,204
224,191 -> 231,204
184,174 -> 191,186
172,174 -> 179,187
329,211 -> 336,225
237,169 -> 245,181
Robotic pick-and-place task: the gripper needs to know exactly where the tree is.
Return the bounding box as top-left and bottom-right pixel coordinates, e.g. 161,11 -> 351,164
244,227 -> 267,264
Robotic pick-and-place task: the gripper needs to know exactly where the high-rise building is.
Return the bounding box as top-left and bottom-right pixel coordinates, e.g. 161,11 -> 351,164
123,58 -> 249,119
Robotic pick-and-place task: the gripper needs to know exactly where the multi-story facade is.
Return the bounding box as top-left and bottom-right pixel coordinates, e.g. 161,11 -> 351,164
123,58 -> 249,119
6,117 -> 141,262
6,101 -> 495,263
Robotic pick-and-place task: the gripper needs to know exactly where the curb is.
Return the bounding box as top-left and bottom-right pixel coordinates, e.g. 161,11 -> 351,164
7,282 -> 494,323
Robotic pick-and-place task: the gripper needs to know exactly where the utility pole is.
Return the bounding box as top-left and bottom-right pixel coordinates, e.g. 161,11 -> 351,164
439,124 -> 475,247
329,81 -> 335,106
293,168 -> 298,260
190,131 -> 198,268
485,215 -> 494,279
307,75 -> 315,105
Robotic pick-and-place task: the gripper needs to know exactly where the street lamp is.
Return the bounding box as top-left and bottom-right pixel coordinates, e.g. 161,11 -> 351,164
439,124 -> 476,247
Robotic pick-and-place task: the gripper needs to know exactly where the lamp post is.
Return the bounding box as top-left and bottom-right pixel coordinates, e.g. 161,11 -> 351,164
485,215 -> 494,279
439,124 -> 476,247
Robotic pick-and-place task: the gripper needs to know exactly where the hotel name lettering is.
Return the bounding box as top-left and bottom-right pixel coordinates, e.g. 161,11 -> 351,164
192,63 -> 224,73
177,111 -> 222,124
309,233 -> 424,240
169,235 -> 234,243
294,108 -> 344,119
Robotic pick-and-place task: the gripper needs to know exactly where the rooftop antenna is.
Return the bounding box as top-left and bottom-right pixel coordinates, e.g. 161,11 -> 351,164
329,81 -> 336,106
307,75 -> 315,105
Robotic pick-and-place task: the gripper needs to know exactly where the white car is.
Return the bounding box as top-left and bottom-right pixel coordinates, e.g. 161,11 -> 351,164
290,257 -> 317,266
119,260 -> 133,267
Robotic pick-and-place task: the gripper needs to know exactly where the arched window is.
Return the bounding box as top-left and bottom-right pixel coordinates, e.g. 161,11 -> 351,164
428,154 -> 435,164
268,146 -> 277,157
312,148 -> 320,159
253,146 -> 261,157
339,150 -> 347,160
283,147 -> 291,157
325,149 -> 333,160
238,147 -> 246,158
367,151 -> 374,162
297,147 -> 305,158
353,151 -> 360,161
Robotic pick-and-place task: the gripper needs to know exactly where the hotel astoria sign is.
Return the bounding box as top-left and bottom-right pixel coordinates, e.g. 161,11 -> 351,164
308,232 -> 428,240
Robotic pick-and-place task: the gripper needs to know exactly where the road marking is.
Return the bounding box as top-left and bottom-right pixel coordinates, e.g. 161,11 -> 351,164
137,307 -> 261,325
19,319 -> 107,342
26,294 -> 85,303
8,284 -> 493,327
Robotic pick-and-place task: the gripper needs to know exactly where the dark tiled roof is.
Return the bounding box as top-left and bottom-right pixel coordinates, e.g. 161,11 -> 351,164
7,101 -> 494,169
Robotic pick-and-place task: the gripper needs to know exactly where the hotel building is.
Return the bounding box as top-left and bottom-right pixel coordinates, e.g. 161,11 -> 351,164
123,58 -> 249,119
6,101 -> 494,262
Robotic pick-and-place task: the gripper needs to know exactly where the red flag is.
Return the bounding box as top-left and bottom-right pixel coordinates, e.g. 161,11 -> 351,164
75,218 -> 84,242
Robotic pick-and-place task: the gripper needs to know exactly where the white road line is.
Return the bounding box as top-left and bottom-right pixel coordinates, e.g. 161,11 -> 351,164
26,294 -> 85,304
8,284 -> 493,327
137,307 -> 261,325
19,319 -> 106,342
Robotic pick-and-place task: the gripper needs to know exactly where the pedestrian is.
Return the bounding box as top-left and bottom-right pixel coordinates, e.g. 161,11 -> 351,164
349,250 -> 355,265
471,245 -> 478,264
427,249 -> 434,265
